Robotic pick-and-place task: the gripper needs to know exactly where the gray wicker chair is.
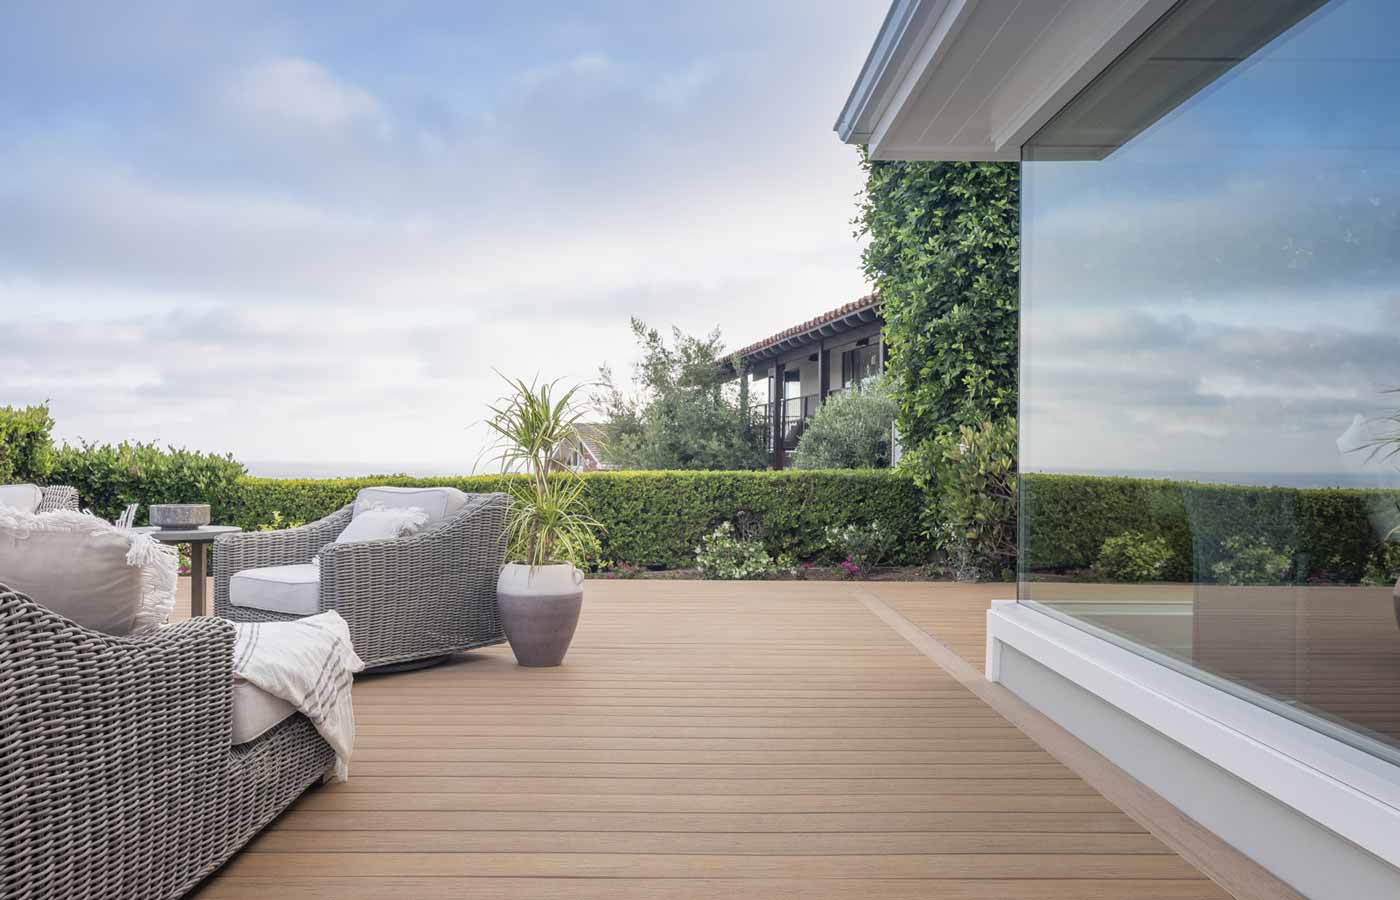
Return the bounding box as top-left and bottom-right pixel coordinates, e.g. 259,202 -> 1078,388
36,484 -> 79,513
213,492 -> 510,670
0,584 -> 334,900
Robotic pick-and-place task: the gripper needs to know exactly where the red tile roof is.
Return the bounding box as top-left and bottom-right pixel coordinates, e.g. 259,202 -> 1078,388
731,293 -> 881,359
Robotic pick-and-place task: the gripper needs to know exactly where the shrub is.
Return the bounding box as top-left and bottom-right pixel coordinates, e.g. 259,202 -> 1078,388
1094,531 -> 1175,583
49,441 -> 246,524
229,469 -> 926,569
0,404 -> 56,483
254,511 -> 305,532
826,520 -> 897,573
1210,536 -> 1294,586
695,522 -> 772,579
932,419 -> 1017,581
793,376 -> 897,469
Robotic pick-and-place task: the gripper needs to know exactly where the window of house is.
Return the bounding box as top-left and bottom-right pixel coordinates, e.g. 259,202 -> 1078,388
1020,0 -> 1400,765
840,343 -> 880,389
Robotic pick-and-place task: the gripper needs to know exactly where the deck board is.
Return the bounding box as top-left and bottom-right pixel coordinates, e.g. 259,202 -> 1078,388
182,579 -> 1231,899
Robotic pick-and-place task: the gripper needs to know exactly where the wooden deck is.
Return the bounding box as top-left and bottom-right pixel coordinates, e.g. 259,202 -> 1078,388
181,579 -> 1240,900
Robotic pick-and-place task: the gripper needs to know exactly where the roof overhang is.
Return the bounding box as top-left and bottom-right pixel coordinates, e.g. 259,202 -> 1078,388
718,299 -> 883,380
835,0 -> 1178,160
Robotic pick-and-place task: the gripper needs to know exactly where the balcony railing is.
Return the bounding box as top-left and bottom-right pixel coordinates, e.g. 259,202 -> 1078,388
752,393 -> 820,457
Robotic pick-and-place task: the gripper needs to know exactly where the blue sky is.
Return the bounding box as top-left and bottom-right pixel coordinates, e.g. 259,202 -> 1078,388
1022,0 -> 1400,481
1,1 -> 885,473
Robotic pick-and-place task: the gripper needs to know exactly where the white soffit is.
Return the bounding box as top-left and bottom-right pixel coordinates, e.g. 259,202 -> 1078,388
836,0 -> 1179,160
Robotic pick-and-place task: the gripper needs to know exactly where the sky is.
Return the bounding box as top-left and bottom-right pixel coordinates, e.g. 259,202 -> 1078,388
0,1 -> 886,475
1021,0 -> 1400,484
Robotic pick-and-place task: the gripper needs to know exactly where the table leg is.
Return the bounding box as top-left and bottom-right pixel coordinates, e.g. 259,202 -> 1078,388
190,541 -> 207,618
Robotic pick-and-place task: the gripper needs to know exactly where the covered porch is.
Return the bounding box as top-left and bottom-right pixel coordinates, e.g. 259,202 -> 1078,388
175,579 -> 1284,900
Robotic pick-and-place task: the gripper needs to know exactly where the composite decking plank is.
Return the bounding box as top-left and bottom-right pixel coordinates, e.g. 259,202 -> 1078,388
218,850 -> 1211,879
295,791 -> 1123,813
245,829 -> 1171,854
268,809 -> 1147,834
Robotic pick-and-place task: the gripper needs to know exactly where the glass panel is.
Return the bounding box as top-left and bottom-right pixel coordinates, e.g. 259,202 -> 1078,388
841,345 -> 880,389
1021,0 -> 1400,765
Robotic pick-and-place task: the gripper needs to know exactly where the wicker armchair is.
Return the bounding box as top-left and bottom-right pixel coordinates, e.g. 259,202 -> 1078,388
36,484 -> 79,513
213,492 -> 510,670
0,585 -> 334,900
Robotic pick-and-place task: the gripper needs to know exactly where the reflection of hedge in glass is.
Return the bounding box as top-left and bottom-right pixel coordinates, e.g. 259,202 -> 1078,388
1024,473 -> 1398,585
1093,531 -> 1175,583
1210,537 -> 1294,586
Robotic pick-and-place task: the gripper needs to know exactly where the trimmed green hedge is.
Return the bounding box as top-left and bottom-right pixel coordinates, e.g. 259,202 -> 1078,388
1023,473 -> 1400,583
0,405 -> 56,484
229,470 -> 927,569
49,441 -> 247,526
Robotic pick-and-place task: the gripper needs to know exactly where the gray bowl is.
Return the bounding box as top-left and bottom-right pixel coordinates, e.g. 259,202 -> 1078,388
149,503 -> 211,530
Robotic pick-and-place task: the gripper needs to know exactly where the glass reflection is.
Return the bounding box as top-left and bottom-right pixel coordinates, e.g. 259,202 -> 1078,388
1020,0 -> 1400,763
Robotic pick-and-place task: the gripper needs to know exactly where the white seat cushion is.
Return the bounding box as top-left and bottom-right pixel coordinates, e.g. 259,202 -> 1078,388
229,564 -> 321,616
0,484 -> 43,514
353,486 -> 470,527
230,677 -> 296,745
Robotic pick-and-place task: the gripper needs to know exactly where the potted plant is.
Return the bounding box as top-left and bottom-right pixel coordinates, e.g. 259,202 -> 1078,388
484,374 -> 602,666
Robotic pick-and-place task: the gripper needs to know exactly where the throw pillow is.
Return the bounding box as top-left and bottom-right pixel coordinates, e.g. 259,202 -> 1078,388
0,484 -> 43,514
0,508 -> 177,635
333,505 -> 430,545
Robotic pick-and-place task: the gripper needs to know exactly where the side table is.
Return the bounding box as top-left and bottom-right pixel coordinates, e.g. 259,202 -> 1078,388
133,525 -> 242,617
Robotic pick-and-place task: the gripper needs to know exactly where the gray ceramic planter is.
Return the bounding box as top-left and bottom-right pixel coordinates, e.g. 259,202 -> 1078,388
497,563 -> 584,667
497,590 -> 583,667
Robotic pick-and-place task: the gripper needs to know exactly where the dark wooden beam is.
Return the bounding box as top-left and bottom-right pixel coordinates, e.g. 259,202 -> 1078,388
771,361 -> 785,470
819,340 -> 830,402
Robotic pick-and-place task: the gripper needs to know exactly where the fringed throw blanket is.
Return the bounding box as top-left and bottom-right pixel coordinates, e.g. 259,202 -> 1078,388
232,611 -> 365,780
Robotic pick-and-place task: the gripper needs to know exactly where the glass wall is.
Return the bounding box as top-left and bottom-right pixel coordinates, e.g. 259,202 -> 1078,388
1020,0 -> 1400,764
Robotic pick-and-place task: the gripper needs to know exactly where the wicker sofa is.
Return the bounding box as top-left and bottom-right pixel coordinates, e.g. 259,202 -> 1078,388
0,584 -> 334,900
214,490 -> 510,670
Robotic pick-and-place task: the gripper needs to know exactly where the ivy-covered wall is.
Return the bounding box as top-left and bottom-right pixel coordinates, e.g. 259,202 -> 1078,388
857,155 -> 1021,574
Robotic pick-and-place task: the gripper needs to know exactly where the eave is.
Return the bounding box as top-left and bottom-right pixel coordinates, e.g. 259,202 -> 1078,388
835,0 -> 1178,160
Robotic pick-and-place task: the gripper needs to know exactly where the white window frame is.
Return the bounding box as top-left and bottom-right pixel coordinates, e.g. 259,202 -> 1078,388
987,599 -> 1400,868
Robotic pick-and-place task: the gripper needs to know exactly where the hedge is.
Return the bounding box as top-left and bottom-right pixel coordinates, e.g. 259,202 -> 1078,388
0,405 -> 56,484
228,470 -> 928,569
1023,473 -> 1400,583
49,441 -> 247,526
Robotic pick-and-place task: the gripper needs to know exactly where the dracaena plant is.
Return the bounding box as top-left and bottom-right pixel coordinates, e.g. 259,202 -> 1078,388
483,374 -> 602,568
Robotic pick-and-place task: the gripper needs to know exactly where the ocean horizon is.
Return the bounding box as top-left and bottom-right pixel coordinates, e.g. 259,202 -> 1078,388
243,460 -> 482,479
1042,468 -> 1400,490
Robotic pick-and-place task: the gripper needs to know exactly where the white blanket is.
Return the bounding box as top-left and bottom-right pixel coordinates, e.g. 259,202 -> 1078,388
231,611 -> 365,780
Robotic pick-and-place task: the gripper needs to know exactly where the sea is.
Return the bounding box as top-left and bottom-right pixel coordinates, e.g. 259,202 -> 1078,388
1053,468 -> 1400,490
243,460 -> 477,479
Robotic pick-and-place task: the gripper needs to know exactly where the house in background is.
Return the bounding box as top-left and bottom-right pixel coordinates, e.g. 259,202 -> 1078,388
549,423 -> 609,472
721,293 -> 884,469
839,1 -> 1400,897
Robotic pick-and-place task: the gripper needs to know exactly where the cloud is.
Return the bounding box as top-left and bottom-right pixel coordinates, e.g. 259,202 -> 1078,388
0,0 -> 888,469
1024,302 -> 1400,476
222,57 -> 389,136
